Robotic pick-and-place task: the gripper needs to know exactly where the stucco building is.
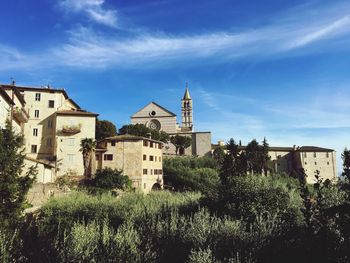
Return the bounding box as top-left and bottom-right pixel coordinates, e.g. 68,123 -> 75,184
95,135 -> 163,193
131,85 -> 212,157
213,142 -> 337,184
0,83 -> 97,182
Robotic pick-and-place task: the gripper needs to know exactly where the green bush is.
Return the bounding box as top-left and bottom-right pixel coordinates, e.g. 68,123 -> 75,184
92,168 -> 132,190
212,174 -> 304,226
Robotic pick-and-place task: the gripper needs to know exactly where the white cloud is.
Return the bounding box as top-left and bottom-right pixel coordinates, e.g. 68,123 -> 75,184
59,0 -> 118,28
286,15 -> 350,49
48,5 -> 350,69
0,1 -> 350,70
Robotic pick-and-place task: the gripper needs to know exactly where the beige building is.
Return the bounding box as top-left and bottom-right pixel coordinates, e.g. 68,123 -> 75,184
0,83 -> 97,182
95,135 -> 163,193
131,85 -> 212,157
0,85 -> 29,133
213,142 -> 337,184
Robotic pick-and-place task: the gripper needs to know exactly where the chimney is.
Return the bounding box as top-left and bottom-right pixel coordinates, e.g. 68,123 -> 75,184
218,140 -> 225,146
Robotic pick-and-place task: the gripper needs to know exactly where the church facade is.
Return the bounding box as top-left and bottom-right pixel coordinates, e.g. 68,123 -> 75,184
131,86 -> 212,157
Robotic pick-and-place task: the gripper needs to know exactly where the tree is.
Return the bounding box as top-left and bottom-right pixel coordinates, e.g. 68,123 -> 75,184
0,121 -> 35,226
220,139 -> 246,183
92,168 -> 131,190
246,139 -> 263,174
342,148 -> 350,183
80,138 -> 96,178
212,146 -> 225,167
170,135 -> 192,155
95,119 -> 117,140
119,124 -> 169,143
261,137 -> 270,175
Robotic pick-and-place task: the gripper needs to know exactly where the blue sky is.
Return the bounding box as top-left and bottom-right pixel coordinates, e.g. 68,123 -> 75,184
1,0 -> 350,172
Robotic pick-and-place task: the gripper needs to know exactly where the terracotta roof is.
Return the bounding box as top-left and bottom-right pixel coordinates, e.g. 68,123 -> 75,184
212,144 -> 334,152
56,110 -> 98,117
102,134 -> 164,144
297,146 -> 334,152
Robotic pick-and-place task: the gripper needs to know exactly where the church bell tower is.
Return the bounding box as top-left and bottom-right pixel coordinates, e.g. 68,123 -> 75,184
181,83 -> 193,131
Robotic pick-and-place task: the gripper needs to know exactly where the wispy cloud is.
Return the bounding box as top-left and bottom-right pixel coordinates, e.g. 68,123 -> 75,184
1,1 -> 350,70
286,15 -> 350,49
59,0 -> 118,28
50,0 -> 350,69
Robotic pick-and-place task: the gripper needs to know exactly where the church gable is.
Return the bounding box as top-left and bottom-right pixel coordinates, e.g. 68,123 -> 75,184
131,101 -> 176,118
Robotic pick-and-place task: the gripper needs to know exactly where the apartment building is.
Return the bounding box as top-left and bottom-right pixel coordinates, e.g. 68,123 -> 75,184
212,142 -> 337,184
0,83 -> 97,182
95,135 -> 163,193
0,85 -> 29,132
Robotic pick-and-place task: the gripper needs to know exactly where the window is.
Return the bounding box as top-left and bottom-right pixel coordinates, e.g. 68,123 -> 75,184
150,169 -> 153,175
68,138 -> 75,146
68,154 -> 74,163
305,162 -> 307,165
314,162 -> 317,165
155,156 -> 157,162
96,154 -> 100,161
143,140 -> 148,147
111,140 -> 116,146
33,128 -> 38,136
150,142 -> 153,148
47,119 -> 53,128
34,110 -> 40,118
159,157 -> 162,162
35,93 -> 41,101
143,154 -> 147,161
327,161 -> 330,165
154,170 -> 158,175
143,169 -> 148,175
104,154 -> 113,161
313,152 -> 317,158
149,155 -> 154,161
48,100 -> 55,108
326,152 -> 329,158
47,137 -> 52,147
159,169 -> 163,175
158,143 -> 162,149
303,152 -> 307,158
31,145 -> 37,153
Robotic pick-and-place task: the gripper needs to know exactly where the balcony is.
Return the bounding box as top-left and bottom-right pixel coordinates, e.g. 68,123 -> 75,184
60,124 -> 81,135
13,106 -> 29,123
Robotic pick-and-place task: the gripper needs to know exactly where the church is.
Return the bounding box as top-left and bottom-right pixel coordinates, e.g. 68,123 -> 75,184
131,85 -> 212,156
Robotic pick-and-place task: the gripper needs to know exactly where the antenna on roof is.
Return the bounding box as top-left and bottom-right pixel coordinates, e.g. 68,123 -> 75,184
10,77 -> 15,86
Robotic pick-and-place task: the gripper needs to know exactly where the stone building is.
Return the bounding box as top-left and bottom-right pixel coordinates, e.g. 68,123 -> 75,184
95,135 -> 163,193
131,85 -> 212,156
212,142 -> 337,184
0,83 -> 97,182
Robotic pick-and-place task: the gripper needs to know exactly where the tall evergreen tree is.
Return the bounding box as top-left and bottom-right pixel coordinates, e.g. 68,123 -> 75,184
246,139 -> 263,174
261,137 -> 270,175
0,122 -> 35,227
342,148 -> 350,183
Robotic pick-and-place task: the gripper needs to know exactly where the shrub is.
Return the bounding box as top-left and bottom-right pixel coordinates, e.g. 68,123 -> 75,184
213,174 -> 304,226
92,168 -> 132,190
